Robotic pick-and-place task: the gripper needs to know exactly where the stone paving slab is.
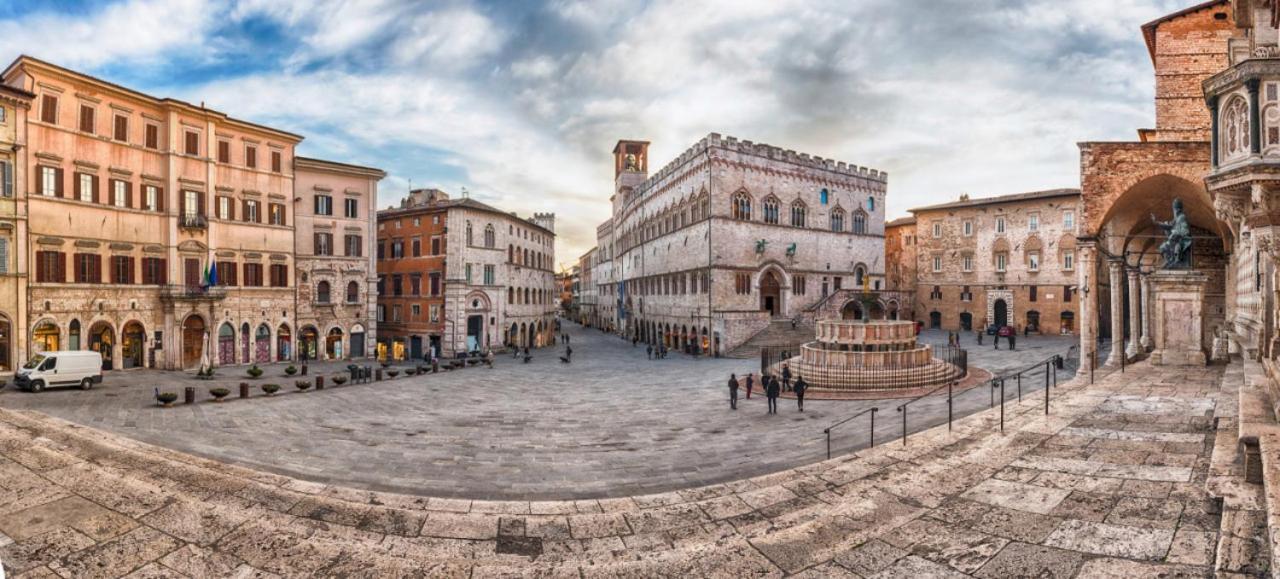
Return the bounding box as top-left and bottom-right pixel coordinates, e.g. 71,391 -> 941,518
0,358 -> 1252,577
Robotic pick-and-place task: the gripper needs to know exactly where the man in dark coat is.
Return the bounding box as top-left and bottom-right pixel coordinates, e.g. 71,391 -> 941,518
745,373 -> 754,399
765,375 -> 780,415
794,375 -> 808,412
782,364 -> 792,392
728,374 -> 739,410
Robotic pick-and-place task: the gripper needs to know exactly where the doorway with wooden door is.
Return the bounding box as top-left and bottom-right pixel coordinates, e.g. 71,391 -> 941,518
182,315 -> 205,369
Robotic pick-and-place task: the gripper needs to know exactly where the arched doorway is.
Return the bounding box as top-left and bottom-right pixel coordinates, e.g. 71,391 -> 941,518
68,319 -> 81,350
299,326 -> 319,361
888,301 -> 900,320
509,323 -> 518,348
350,323 -> 366,358
929,311 -> 942,329
32,320 -> 59,353
182,316 -> 205,369
0,317 -> 11,371
959,312 -> 973,332
841,301 -> 863,321
122,321 -> 145,369
1060,311 -> 1075,334
276,323 -> 292,361
869,301 -> 885,320
326,327 -> 344,360
240,323 -> 250,363
468,315 -> 485,352
993,299 -> 1009,328
89,322 -> 115,370
760,270 -> 782,317
1026,311 -> 1041,334
255,324 -> 271,363
218,322 -> 235,365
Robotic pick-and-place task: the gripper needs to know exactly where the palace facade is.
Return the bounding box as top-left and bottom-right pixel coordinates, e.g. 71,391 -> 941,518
908,189 -> 1082,335
375,189 -> 557,359
0,55 -> 383,371
584,135 -> 887,355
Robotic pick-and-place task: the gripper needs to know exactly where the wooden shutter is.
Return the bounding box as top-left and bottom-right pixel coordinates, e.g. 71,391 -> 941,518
125,182 -> 133,208
241,200 -> 248,222
159,258 -> 167,285
197,191 -> 205,216
41,95 -> 56,124
56,252 -> 66,283
91,175 -> 100,204
54,168 -> 64,197
272,151 -> 282,173
156,187 -> 165,212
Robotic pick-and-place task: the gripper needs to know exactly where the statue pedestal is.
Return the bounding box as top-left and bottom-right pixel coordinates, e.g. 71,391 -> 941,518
1150,270 -> 1208,366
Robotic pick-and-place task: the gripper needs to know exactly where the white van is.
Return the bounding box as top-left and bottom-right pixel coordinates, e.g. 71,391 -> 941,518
16,351 -> 104,392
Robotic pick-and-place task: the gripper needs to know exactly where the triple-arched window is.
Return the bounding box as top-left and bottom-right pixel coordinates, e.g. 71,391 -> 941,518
852,210 -> 867,235
732,192 -> 752,220
484,225 -> 495,248
1224,95 -> 1250,159
762,196 -> 779,224
791,201 -> 807,228
831,208 -> 846,232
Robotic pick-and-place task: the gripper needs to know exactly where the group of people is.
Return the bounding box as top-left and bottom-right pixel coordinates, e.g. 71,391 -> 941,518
645,343 -> 670,360
727,364 -> 807,414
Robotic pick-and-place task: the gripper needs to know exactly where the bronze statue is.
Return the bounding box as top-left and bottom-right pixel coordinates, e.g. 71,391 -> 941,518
1152,198 -> 1192,269
755,239 -> 768,254
624,154 -> 639,171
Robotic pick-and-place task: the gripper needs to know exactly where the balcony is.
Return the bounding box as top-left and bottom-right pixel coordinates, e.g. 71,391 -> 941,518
160,284 -> 227,301
179,214 -> 208,230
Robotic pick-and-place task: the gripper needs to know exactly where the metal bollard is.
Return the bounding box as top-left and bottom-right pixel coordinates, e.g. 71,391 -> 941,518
1017,373 -> 1022,402
376,369 -> 383,381
316,375 -> 324,390
301,363 -> 308,376
870,408 -> 878,447
947,381 -> 953,431
240,382 -> 249,399
184,386 -> 195,405
1044,361 -> 1051,415
999,379 -> 1005,432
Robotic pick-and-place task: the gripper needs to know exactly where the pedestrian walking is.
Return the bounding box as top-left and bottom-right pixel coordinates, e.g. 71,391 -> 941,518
746,373 -> 755,399
794,375 -> 807,412
485,349 -> 495,368
782,364 -> 792,392
993,330 -> 1000,350
646,344 -> 653,359
976,327 -> 983,346
766,375 -> 780,415
566,345 -> 573,360
728,374 -> 739,410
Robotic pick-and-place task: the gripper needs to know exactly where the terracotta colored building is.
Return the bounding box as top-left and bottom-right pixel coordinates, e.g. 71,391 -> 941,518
376,189 -> 448,360
883,216 -> 917,321
0,82 -> 32,372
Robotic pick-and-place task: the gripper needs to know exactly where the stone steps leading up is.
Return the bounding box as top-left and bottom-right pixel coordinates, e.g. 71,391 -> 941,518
725,320 -> 814,359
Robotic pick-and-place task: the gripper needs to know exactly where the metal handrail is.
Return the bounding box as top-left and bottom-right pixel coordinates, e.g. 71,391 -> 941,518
822,405 -> 878,459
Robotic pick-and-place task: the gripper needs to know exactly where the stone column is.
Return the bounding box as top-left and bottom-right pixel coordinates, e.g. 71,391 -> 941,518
1140,276 -> 1153,351
1078,242 -> 1098,363
1109,259 -> 1125,365
1126,269 -> 1141,359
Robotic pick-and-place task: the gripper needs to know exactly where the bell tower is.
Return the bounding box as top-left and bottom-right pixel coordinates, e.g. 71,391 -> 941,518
612,140 -> 650,204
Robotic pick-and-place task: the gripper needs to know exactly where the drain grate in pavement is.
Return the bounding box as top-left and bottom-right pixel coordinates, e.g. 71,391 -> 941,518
496,535 -> 543,559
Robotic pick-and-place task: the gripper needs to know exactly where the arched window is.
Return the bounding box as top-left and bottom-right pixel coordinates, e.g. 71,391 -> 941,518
508,287 -> 514,304
867,196 -> 875,212
484,225 -> 495,248
466,221 -> 473,245
791,201 -> 807,228
346,281 -> 359,303
831,208 -> 846,232
508,244 -> 514,262
853,210 -> 867,235
317,281 -> 331,304
1224,95 -> 1250,159
855,266 -> 865,287
762,196 -> 779,224
732,192 -> 752,220
1267,103 -> 1280,148
819,188 -> 829,205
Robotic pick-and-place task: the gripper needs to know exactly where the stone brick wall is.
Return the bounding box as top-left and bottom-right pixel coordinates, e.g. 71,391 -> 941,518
1151,2 -> 1234,141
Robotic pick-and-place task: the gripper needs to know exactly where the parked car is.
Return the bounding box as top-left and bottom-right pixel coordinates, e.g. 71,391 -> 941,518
15,351 -> 104,392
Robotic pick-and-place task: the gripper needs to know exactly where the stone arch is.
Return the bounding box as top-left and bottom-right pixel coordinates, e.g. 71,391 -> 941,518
217,321 -> 236,365
121,320 -> 146,369
31,318 -> 60,353
181,314 -> 207,369
276,322 -> 292,362
255,323 -> 271,363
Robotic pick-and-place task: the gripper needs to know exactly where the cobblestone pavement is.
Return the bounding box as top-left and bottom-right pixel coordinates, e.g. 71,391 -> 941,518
0,323 -> 1080,500
0,356 -> 1239,577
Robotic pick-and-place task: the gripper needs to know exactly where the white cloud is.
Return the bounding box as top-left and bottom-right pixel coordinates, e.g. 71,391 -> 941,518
0,0 -> 221,69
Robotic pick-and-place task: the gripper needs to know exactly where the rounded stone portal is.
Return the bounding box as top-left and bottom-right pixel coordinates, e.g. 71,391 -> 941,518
774,319 -> 965,392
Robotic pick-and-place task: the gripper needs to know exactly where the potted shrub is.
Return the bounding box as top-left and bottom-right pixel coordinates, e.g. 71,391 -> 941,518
386,369 -> 400,378
284,365 -> 298,376
195,366 -> 215,380
156,392 -> 178,407
247,365 -> 264,379
209,387 -> 230,402
295,380 -> 312,391
405,368 -> 417,376
332,375 -> 348,386
261,383 -> 281,396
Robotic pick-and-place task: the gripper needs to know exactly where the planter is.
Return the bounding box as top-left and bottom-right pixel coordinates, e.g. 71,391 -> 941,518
386,370 -> 400,378
284,366 -> 298,376
247,365 -> 264,379
295,380 -> 312,391
331,375 -> 348,386
156,392 -> 178,406
209,387 -> 230,402
262,383 -> 281,396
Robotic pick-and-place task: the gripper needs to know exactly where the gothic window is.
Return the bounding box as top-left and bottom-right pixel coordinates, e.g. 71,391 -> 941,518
732,192 -> 752,221
466,221 -> 473,245
1266,104 -> 1280,148
852,209 -> 867,235
831,208 -> 845,232
484,224 -> 495,248
790,201 -> 807,228
762,196 -> 779,224
1224,95 -> 1250,159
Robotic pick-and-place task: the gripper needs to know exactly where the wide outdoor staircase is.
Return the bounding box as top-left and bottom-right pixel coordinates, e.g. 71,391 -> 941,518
725,319 -> 814,359
1206,353 -> 1280,576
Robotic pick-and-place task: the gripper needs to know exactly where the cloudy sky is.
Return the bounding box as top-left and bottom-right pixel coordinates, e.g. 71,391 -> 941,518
0,0 -> 1200,264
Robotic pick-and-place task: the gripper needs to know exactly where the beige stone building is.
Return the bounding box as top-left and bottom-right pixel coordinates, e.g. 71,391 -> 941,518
908,189 -> 1081,336
0,56 -> 381,371
294,157 -> 384,362
587,135 -> 887,355
0,82 -> 32,373
883,216 -> 917,320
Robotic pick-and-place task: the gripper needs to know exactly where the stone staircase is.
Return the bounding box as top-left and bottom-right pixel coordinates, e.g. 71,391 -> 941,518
724,319 -> 814,359
1206,355 -> 1278,576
